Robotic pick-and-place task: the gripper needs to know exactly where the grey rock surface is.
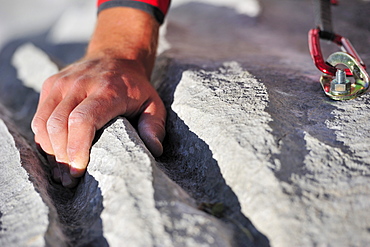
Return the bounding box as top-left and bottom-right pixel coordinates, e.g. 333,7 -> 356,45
154,0 -> 370,246
0,105 -> 65,247
0,105 -> 243,246
86,117 -> 236,247
1,0 -> 370,246
1,44 -> 252,247
0,110 -> 48,247
11,43 -> 58,93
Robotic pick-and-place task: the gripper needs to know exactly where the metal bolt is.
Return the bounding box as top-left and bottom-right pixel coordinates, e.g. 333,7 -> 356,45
336,69 -> 346,83
330,69 -> 351,95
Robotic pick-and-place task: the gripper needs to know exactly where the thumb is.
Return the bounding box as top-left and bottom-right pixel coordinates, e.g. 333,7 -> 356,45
138,100 -> 166,157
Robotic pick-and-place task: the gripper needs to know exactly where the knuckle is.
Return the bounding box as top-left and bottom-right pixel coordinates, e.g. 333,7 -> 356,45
53,76 -> 69,90
65,75 -> 92,95
99,83 -> 120,99
68,110 -> 91,126
45,74 -> 67,87
46,115 -> 66,134
74,75 -> 89,86
102,92 -> 121,107
40,76 -> 57,95
42,75 -> 70,97
99,73 -> 111,83
43,74 -> 58,87
67,145 -> 79,158
93,91 -> 123,114
31,116 -> 46,134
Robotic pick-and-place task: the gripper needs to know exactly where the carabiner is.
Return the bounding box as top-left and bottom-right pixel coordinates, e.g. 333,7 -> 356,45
308,28 -> 366,76
320,52 -> 369,100
308,28 -> 369,100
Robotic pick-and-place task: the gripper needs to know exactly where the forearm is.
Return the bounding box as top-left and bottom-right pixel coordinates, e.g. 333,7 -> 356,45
87,7 -> 160,78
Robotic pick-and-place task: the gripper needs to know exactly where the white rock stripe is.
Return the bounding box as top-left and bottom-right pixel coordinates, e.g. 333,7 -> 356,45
11,43 -> 58,93
171,62 -> 305,246
0,119 -> 49,247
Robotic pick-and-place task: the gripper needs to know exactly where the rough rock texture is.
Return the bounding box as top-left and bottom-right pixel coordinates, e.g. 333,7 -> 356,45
1,0 -> 370,246
0,105 -> 65,247
86,118 -> 237,247
0,43 -> 258,247
154,0 -> 370,246
40,116 -> 240,247
0,113 -> 49,247
11,43 -> 58,93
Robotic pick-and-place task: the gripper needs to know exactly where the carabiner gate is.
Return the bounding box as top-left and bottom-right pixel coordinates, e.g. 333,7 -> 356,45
308,28 -> 369,100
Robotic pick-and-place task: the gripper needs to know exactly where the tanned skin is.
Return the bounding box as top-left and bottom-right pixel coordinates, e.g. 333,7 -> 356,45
32,7 -> 166,188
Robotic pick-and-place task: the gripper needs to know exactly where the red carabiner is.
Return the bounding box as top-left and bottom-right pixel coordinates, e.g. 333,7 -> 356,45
308,28 -> 366,76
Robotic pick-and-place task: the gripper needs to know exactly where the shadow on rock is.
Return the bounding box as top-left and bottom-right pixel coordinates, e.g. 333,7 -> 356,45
0,34 -> 108,246
47,172 -> 109,247
155,58 -> 270,247
246,60 -> 362,191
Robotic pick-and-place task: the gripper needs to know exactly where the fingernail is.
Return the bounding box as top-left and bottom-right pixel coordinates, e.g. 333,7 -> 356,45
55,156 -> 68,164
151,137 -> 164,157
70,162 -> 85,178
52,167 -> 61,183
62,172 -> 73,187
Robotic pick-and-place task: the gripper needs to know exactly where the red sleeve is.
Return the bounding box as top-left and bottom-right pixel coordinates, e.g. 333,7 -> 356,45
97,0 -> 171,24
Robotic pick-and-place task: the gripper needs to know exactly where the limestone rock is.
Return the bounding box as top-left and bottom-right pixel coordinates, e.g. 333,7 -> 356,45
0,42 -> 42,142
85,117 -> 236,247
153,0 -> 370,246
12,43 -> 59,93
2,41 -> 251,246
1,0 -> 370,246
156,58 -> 370,247
0,115 -> 48,247
1,39 -> 253,247
0,102 -> 241,247
0,105 -> 65,247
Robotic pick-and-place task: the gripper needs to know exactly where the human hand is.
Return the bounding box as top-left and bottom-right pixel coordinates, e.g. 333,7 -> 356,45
31,7 -> 165,188
32,55 -> 166,187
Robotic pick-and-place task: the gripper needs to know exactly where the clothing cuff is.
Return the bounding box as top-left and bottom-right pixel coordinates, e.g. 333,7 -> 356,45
98,0 -> 166,24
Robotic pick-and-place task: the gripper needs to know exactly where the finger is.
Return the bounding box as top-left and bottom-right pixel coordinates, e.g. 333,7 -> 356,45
46,94 -> 82,163
47,155 -> 62,183
47,155 -> 79,188
67,94 -> 124,177
32,90 -> 63,155
36,74 -> 58,107
36,143 -> 63,183
138,98 -> 166,157
35,72 -> 70,114
58,162 -> 80,188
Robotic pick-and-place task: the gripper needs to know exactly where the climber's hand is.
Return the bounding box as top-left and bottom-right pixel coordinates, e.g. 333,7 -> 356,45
31,7 -> 165,188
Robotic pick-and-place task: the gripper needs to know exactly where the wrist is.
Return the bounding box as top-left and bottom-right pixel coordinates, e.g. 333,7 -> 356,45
86,7 -> 159,76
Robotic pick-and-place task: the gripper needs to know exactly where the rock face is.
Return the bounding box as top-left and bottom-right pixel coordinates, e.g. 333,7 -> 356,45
0,114 -> 48,247
0,106 -> 65,247
1,0 -> 370,246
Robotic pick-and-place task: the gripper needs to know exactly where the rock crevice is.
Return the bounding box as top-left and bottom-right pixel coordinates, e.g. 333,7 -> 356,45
2,0 -> 370,246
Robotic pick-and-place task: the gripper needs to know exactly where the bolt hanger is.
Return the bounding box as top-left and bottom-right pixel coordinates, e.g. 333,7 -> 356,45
308,0 -> 369,100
